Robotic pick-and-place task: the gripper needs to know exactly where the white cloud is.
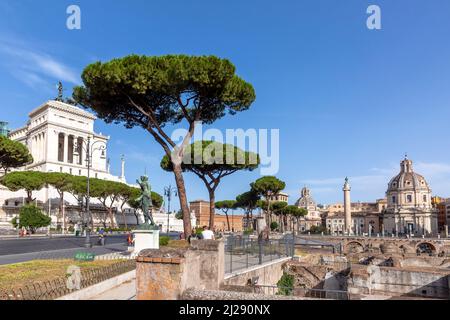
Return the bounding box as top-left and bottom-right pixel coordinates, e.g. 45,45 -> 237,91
0,38 -> 79,88
13,70 -> 48,89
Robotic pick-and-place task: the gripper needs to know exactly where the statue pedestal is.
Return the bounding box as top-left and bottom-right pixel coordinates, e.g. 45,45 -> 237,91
133,229 -> 160,254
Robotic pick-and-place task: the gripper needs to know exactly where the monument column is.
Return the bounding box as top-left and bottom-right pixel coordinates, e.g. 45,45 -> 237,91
63,133 -> 69,164
120,154 -> 125,181
343,177 -> 352,235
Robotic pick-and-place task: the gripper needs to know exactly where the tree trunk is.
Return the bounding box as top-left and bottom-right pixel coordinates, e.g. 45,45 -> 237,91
208,188 -> 215,230
59,192 -> 65,234
120,202 -> 128,230
122,212 -> 128,230
27,191 -> 32,204
108,208 -> 115,229
224,210 -> 231,231
173,164 -> 192,236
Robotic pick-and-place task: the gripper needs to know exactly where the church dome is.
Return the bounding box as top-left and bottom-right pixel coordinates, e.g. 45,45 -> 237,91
386,157 -> 432,209
295,187 -> 317,209
387,158 -> 430,193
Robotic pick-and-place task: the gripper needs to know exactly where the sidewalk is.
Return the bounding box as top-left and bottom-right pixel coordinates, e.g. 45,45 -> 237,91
91,278 -> 136,300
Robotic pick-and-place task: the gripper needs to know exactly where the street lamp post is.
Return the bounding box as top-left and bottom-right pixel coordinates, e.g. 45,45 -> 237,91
164,185 -> 177,234
74,136 -> 106,248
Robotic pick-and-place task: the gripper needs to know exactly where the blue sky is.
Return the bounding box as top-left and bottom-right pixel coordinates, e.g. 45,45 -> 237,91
1,0 -> 450,209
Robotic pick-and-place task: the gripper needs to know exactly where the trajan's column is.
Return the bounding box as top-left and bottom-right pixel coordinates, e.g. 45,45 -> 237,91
343,177 -> 352,235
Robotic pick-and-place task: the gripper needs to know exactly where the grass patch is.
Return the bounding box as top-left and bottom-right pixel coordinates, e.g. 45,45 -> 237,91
0,259 -> 122,292
294,248 -> 308,257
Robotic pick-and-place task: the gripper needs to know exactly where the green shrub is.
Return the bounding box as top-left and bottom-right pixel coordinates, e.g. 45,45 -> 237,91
11,205 -> 51,234
243,228 -> 253,235
195,227 -> 203,236
270,221 -> 278,231
159,236 -> 170,246
277,273 -> 294,296
309,225 -> 328,234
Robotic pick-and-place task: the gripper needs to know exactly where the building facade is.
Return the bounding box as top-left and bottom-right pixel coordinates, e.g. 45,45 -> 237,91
189,200 -> 245,232
267,192 -> 289,203
294,187 -> 322,231
383,157 -> 438,236
432,196 -> 449,233
0,100 -> 128,231
324,201 -> 383,236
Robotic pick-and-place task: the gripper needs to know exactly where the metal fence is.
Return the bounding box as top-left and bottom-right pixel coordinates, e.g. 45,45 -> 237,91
0,259 -> 136,300
252,285 -> 350,300
225,235 -> 294,274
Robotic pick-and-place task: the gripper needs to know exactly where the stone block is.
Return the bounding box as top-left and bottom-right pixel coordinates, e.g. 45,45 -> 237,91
136,240 -> 224,300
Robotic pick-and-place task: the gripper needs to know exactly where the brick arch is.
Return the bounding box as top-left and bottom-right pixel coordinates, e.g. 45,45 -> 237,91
345,241 -> 365,254
416,242 -> 437,255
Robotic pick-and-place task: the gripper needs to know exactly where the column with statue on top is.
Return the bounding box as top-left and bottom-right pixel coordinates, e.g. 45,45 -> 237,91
343,177 -> 352,236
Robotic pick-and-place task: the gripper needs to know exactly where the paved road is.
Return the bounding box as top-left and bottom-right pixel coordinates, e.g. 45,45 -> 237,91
0,232 -> 180,265
0,234 -> 128,256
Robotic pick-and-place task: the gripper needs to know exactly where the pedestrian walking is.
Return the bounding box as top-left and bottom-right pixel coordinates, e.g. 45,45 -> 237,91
98,228 -> 106,246
201,226 -> 215,240
126,232 -> 133,246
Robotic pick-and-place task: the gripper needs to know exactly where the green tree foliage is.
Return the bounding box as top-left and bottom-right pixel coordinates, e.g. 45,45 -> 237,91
0,171 -> 45,202
280,205 -> 306,233
0,136 -> 33,174
73,54 -> 256,237
215,200 -> 237,231
44,172 -> 75,233
234,190 -> 260,228
251,176 -> 286,226
277,273 -> 295,296
118,186 -> 140,229
175,210 -> 183,220
290,207 -> 308,234
309,225 -> 328,234
270,221 -> 279,231
161,140 -> 259,229
88,179 -> 130,229
128,189 -> 163,225
11,205 -> 51,234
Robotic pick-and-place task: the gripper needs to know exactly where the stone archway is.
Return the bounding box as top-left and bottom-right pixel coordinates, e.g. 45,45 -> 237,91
346,241 -> 365,254
416,242 -> 436,256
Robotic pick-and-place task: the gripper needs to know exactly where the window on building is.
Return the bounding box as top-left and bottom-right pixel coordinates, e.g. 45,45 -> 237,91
407,195 -> 412,203
67,135 -> 74,163
69,168 -> 72,175
79,170 -> 82,176
392,196 -> 396,204
57,133 -> 65,162
95,173 -> 98,178
5,200 -> 8,206
60,167 -> 63,173
423,195 -> 427,202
